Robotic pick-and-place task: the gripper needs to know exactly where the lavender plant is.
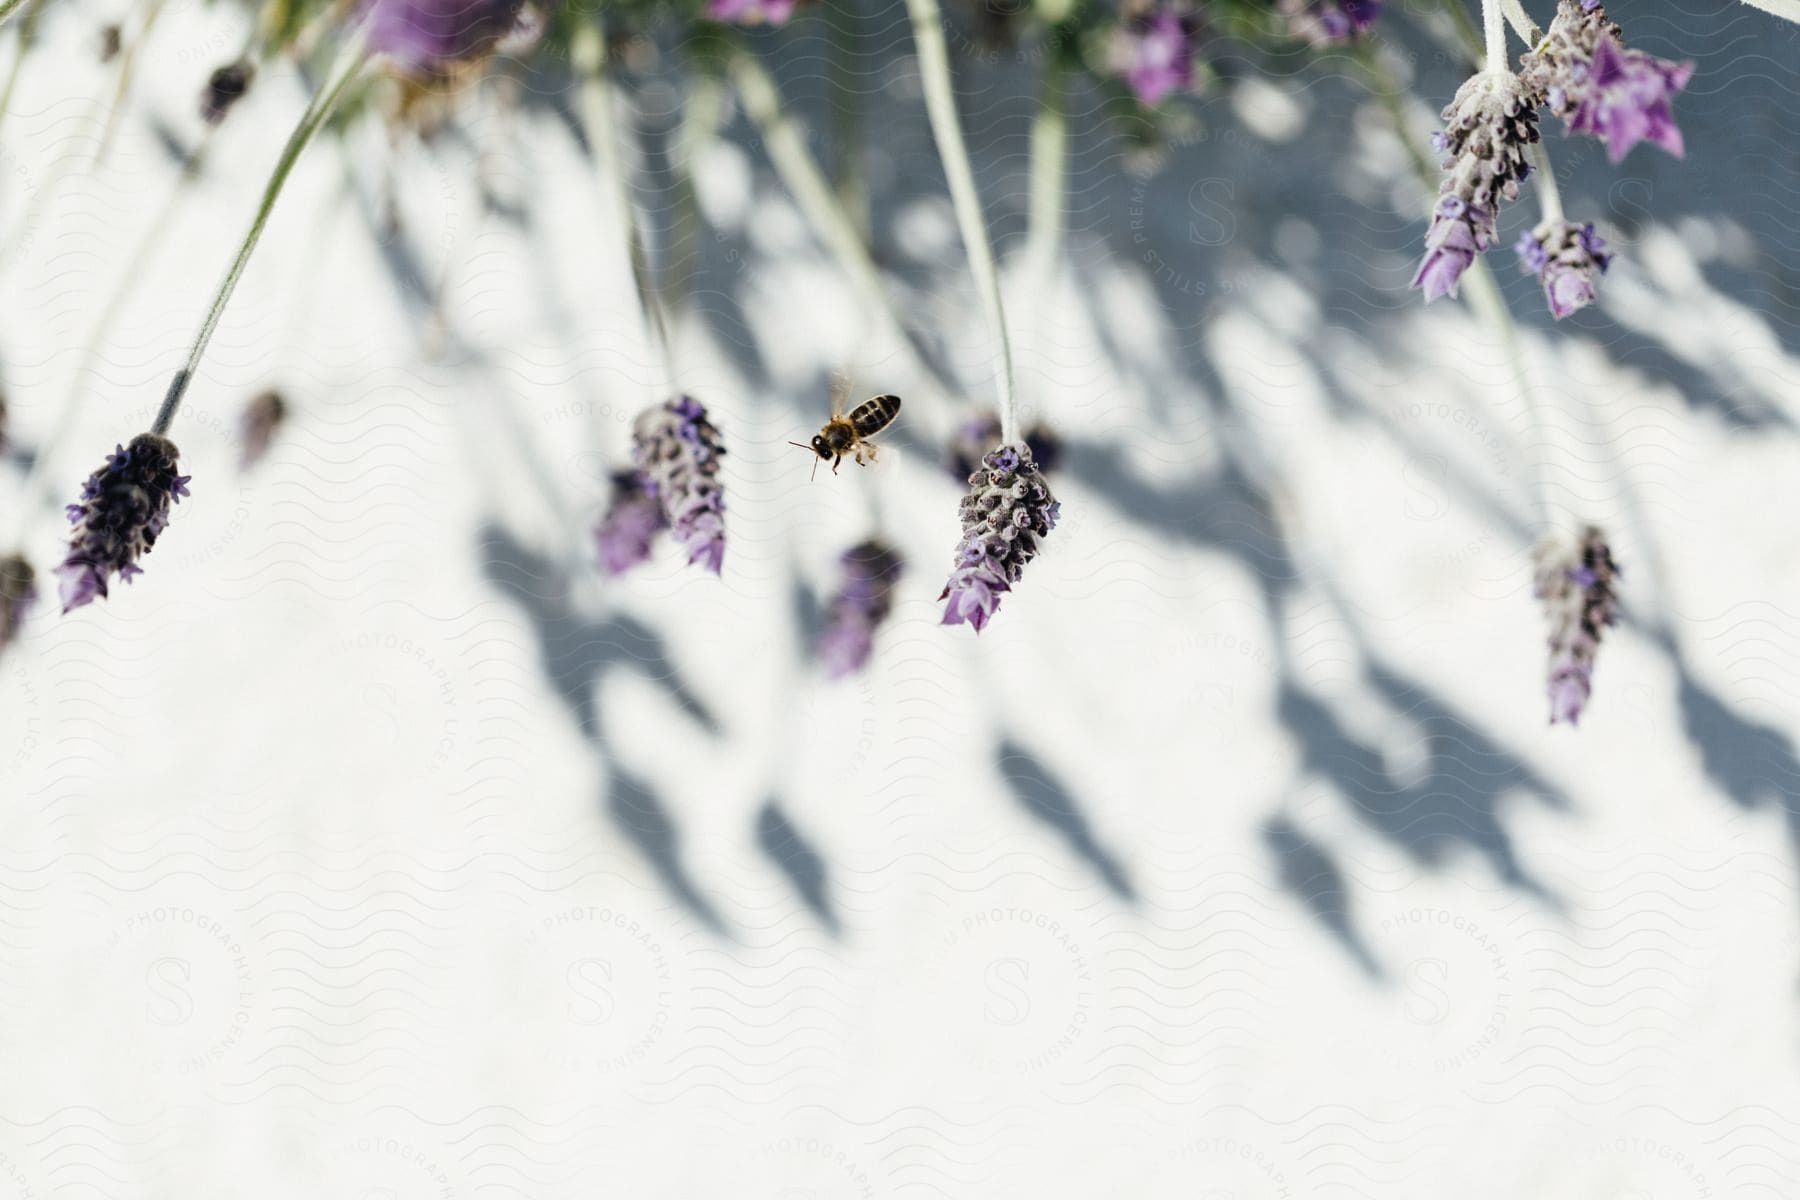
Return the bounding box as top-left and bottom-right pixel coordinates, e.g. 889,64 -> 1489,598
1519,0 -> 1693,163
56,435 -> 191,612
1533,526 -> 1619,724
817,540 -> 904,678
1515,218 -> 1611,319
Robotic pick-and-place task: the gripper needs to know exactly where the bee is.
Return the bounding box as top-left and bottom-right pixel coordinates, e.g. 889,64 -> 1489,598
790,387 -> 902,480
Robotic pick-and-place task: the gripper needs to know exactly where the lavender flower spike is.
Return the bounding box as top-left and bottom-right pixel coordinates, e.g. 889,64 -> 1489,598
1533,525 -> 1619,725
631,396 -> 727,575
1515,220 -> 1612,319
1281,0 -> 1380,47
238,389 -> 287,471
0,554 -> 36,651
364,0 -> 528,75
940,444 -> 1059,633
1412,71 -> 1539,302
594,470 -> 668,577
1520,0 -> 1693,164
706,0 -> 799,25
57,433 -> 191,613
817,540 -> 904,679
1110,0 -> 1202,108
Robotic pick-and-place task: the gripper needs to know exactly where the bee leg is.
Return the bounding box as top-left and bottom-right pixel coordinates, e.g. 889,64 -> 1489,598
831,454 -> 842,475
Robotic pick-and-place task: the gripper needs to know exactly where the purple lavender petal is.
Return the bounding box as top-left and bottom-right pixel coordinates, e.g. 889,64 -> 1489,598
58,432 -> 188,614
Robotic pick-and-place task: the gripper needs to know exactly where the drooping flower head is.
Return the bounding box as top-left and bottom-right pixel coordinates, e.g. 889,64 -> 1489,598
1109,0 -> 1202,108
364,0 -> 530,75
1281,0 -> 1380,47
0,555 -> 36,652
1533,525 -> 1619,725
945,413 -> 1062,482
1520,0 -> 1693,163
1412,71 -> 1540,302
594,469 -> 668,577
57,433 -> 191,613
629,396 -> 727,575
940,443 -> 1059,633
201,59 -> 254,125
238,389 -> 287,471
817,540 -> 904,679
1515,220 -> 1612,319
705,0 -> 799,25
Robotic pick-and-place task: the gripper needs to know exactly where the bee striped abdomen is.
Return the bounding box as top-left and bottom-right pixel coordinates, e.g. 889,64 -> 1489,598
848,394 -> 901,438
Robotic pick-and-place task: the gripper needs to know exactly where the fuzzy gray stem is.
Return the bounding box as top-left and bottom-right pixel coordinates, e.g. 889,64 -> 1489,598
153,36 -> 368,436
905,0 -> 1018,445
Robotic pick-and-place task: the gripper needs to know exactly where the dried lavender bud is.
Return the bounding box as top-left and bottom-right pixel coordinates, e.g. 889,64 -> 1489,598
201,60 -> 255,125
945,413 -> 1062,482
1515,220 -> 1612,319
1281,0 -> 1379,46
364,0 -> 528,74
57,433 -> 191,613
939,443 -> 1059,632
594,469 -> 667,577
1533,525 -> 1619,725
1411,71 -> 1540,302
238,389 -> 286,470
1109,0 -> 1202,108
706,0 -> 799,24
1520,0 -> 1693,164
631,396 -> 727,576
0,555 -> 35,652
817,540 -> 904,679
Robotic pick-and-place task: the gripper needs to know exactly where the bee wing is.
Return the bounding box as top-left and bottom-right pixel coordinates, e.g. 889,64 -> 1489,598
829,369 -> 852,418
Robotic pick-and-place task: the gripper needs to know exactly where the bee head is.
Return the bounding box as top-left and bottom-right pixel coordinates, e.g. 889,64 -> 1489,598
810,435 -> 833,460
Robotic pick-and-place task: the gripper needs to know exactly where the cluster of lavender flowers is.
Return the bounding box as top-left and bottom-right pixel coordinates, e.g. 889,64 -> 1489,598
1280,0 -> 1380,48
1520,0 -> 1694,163
1515,219 -> 1611,318
1109,0 -> 1203,107
1414,0 -> 1691,315
57,434 -> 191,613
1412,72 -> 1539,302
1533,525 -> 1619,724
941,444 -> 1060,632
597,397 -> 728,577
817,540 -> 904,679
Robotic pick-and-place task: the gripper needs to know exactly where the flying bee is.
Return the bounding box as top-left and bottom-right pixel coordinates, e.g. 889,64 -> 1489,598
790,386 -> 902,480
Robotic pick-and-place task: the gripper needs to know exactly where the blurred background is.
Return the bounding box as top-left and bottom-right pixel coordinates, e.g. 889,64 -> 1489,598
2,0 -> 1799,1193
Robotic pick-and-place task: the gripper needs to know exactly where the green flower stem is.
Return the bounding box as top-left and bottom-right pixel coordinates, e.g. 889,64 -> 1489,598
826,0 -> 869,237
905,0 -> 1018,445
1501,0 -> 1543,45
1480,0 -> 1507,73
0,0 -> 28,34
574,22 -> 678,402
153,35 -> 370,436
1025,51 -> 1067,291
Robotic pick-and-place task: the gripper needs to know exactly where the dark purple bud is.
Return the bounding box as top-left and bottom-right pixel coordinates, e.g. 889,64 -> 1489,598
238,389 -> 286,470
57,433 -> 191,614
201,60 -> 254,125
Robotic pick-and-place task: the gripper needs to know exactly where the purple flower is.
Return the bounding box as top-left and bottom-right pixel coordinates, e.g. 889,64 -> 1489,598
945,413 -> 1062,482
201,60 -> 254,125
1515,220 -> 1612,318
1533,525 -> 1619,725
706,0 -> 798,25
1110,1 -> 1201,108
627,396 -> 727,575
1520,0 -> 1693,164
364,0 -> 527,74
238,389 -> 286,471
939,443 -> 1058,633
57,433 -> 190,614
0,555 -> 35,651
816,540 -> 904,679
1411,72 -> 1539,302
1281,0 -> 1380,47
594,470 -> 667,577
